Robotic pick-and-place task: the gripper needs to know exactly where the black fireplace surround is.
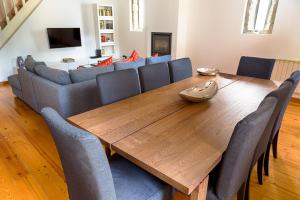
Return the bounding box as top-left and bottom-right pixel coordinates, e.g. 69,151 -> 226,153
151,32 -> 172,56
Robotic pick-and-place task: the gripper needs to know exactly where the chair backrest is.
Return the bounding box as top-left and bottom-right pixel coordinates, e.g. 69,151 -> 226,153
168,58 -> 193,82
96,69 -> 141,106
215,97 -> 277,200
290,71 -> 300,83
251,80 -> 293,166
41,107 -> 117,200
271,71 -> 300,140
237,56 -> 275,79
138,63 -> 171,92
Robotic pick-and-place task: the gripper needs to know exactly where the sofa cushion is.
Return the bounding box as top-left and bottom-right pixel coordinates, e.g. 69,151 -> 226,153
114,58 -> 146,71
34,65 -> 72,85
8,74 -> 21,90
146,55 -> 172,65
25,61 -> 47,73
69,65 -> 114,83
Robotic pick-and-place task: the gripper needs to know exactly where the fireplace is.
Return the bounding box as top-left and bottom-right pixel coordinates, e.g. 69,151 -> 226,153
151,32 -> 172,56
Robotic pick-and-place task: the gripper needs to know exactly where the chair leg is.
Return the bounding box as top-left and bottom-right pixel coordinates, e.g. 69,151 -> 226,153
264,144 -> 271,176
272,131 -> 279,159
237,182 -> 246,200
245,169 -> 252,200
105,147 -> 111,158
257,154 -> 264,185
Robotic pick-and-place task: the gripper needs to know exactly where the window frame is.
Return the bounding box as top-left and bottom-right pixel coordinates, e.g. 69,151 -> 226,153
242,0 -> 279,34
129,0 -> 144,32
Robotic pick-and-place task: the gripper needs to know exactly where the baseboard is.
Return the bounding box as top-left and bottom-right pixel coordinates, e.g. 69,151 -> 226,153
0,81 -> 9,86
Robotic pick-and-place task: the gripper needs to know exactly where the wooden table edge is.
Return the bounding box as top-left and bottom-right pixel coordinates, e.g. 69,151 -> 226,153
66,118 -> 111,148
112,142 -> 222,196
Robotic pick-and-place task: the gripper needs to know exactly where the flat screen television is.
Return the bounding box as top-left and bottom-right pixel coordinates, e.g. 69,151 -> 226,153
47,28 -> 82,49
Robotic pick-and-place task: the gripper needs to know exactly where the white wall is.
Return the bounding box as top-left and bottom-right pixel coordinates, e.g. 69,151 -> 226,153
118,0 -> 180,58
145,0 -> 179,58
176,0 -> 190,58
0,0 -> 119,82
117,0 -> 147,57
183,0 -> 300,74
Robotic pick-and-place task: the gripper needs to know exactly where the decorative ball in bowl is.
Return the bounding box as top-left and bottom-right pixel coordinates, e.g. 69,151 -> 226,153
179,81 -> 218,102
197,67 -> 219,76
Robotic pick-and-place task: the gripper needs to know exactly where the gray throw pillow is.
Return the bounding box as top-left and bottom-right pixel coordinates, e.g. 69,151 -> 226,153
24,55 -> 36,72
17,56 -> 25,69
69,65 -> 114,83
34,65 -> 72,85
25,61 -> 47,73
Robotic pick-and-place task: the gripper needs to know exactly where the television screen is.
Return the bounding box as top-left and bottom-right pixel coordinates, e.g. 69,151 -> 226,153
47,28 -> 82,49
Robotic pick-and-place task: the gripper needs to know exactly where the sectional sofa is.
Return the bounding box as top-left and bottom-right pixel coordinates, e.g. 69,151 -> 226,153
8,55 -> 172,118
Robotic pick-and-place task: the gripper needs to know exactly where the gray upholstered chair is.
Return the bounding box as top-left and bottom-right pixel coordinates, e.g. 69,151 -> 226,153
248,80 -> 293,188
41,107 -> 173,200
138,63 -> 171,92
96,69 -> 141,106
264,71 -> 300,176
207,97 -> 277,200
168,58 -> 193,83
237,56 -> 275,80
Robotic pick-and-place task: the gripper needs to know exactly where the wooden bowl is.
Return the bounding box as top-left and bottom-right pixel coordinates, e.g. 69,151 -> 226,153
197,68 -> 219,76
179,81 -> 218,102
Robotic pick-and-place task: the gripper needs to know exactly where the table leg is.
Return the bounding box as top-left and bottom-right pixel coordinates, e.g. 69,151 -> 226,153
173,176 -> 209,200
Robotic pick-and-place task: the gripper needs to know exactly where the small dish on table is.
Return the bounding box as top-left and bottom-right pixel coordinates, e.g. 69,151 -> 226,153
197,67 -> 219,76
179,80 -> 218,102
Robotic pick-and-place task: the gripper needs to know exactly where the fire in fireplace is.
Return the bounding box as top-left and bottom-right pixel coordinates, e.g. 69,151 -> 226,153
151,32 -> 172,56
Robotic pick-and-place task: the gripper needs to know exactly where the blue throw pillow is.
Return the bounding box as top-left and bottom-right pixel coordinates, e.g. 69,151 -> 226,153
146,55 -> 172,65
114,58 -> 146,71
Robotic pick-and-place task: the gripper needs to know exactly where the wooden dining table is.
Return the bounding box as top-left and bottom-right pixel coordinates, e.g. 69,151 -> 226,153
68,73 -> 277,200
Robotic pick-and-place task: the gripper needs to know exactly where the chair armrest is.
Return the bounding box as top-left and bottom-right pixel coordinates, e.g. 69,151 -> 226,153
33,76 -> 101,118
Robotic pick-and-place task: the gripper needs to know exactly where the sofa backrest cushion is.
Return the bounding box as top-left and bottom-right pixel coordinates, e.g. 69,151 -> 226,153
146,55 -> 172,65
69,65 -> 114,83
25,61 -> 47,73
34,65 -> 72,85
114,58 -> 146,71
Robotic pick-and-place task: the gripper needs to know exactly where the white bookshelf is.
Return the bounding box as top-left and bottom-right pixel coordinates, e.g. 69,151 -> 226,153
95,4 -> 117,57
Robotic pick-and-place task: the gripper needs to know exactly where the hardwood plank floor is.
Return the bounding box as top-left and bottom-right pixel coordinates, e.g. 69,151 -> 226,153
0,85 -> 299,200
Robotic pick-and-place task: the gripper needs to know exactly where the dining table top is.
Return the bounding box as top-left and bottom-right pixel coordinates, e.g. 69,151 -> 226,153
68,73 -> 277,198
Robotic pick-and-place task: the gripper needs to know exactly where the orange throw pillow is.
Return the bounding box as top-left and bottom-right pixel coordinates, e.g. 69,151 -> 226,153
123,57 -> 134,63
124,50 -> 140,62
131,50 -> 140,61
96,57 -> 113,67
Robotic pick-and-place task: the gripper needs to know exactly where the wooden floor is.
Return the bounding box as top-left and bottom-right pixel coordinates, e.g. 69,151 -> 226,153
0,84 -> 299,200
